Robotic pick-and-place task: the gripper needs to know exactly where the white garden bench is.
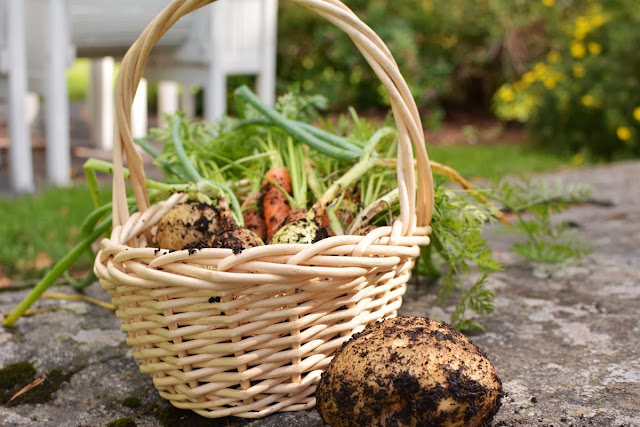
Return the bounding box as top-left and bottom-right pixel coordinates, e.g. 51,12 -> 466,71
0,0 -> 278,193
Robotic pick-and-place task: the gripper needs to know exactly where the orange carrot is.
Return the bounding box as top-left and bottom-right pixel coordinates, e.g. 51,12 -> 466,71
243,193 -> 267,241
262,167 -> 292,240
283,208 -> 307,226
321,211 -> 331,230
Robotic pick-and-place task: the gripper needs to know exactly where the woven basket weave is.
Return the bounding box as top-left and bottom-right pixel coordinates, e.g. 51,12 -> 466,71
95,0 -> 434,419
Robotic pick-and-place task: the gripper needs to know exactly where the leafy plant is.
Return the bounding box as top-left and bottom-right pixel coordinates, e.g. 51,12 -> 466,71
493,0 -> 640,159
276,0 -> 507,114
492,178 -> 593,264
416,185 -> 502,331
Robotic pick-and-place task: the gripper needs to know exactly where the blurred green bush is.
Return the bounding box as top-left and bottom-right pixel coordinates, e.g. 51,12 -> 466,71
276,0 -> 508,122
278,0 -> 640,159
66,1 -> 638,159
492,0 -> 640,159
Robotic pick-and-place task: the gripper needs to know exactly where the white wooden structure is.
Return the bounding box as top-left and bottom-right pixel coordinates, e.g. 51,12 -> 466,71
0,0 -> 278,193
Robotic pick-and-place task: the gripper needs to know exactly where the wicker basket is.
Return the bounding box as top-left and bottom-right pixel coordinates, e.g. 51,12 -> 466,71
94,0 -> 434,419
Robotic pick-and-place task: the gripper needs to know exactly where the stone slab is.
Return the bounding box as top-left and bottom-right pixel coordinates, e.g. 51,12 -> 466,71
1,161 -> 639,426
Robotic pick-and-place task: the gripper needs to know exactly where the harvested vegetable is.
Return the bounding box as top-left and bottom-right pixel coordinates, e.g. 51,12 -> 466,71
242,193 -> 267,241
155,201 -> 220,250
209,225 -> 264,253
262,167 -> 293,241
316,317 -> 503,427
270,144 -> 376,244
206,196 -> 265,251
282,208 -> 307,226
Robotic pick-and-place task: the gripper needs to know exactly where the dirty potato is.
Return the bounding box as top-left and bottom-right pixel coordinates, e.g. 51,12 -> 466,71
316,316 -> 503,427
155,201 -> 220,250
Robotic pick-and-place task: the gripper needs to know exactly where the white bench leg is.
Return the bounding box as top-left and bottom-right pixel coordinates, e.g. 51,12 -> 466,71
88,57 -> 115,151
158,80 -> 179,127
7,0 -> 34,193
131,78 -> 148,139
45,0 -> 71,187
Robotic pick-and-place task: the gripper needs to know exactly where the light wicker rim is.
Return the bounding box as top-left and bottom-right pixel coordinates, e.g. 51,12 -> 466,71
110,0 -> 434,237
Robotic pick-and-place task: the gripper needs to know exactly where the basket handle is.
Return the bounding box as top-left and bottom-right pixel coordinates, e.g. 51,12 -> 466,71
112,0 -> 434,235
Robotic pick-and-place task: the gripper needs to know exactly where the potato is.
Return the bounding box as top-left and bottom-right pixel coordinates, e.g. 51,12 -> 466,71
316,316 -> 502,427
155,201 -> 220,250
209,225 -> 264,253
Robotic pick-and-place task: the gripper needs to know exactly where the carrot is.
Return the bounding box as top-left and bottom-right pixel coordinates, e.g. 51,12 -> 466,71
243,193 -> 267,241
262,167 -> 292,240
283,208 -> 307,226
321,211 -> 331,230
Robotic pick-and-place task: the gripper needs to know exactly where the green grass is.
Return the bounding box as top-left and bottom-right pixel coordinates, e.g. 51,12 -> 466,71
0,186 -> 106,280
427,143 -> 572,179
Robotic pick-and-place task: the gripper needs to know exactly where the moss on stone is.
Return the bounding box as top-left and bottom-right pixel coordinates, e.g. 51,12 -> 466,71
0,361 -> 36,404
14,368 -> 72,405
157,405 -> 231,427
106,417 -> 137,427
0,361 -> 73,405
122,396 -> 141,408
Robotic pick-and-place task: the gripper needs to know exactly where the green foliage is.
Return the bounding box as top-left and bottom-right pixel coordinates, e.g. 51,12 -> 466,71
277,0 -> 505,113
417,185 -> 502,331
492,178 -> 593,264
493,0 -> 640,159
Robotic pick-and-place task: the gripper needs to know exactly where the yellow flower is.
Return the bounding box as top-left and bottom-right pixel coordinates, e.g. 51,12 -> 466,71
573,63 -> 586,78
533,62 -> 548,77
513,81 -> 525,91
571,153 -> 585,166
581,94 -> 596,107
634,107 -> 640,121
522,71 -> 536,85
546,50 -> 560,63
587,42 -> 602,55
574,18 -> 590,40
591,14 -> 606,28
571,41 -> 586,58
542,0 -> 555,6
544,77 -> 558,89
616,126 -> 632,141
497,86 -> 516,102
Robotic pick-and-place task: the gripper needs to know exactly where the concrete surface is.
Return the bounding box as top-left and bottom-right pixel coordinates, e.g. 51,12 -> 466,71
0,160 -> 639,426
